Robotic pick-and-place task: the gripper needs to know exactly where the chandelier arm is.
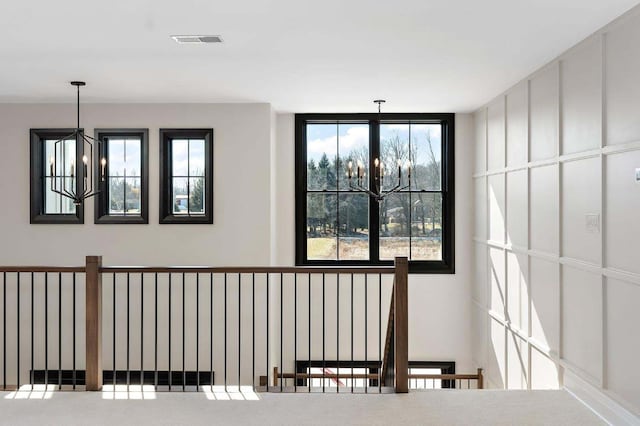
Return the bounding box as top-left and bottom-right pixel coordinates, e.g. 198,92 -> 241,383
381,184 -> 409,197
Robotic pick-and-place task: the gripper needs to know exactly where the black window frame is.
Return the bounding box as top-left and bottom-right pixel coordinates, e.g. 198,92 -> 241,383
159,128 -> 214,224
295,113 -> 455,274
30,128 -> 84,224
94,128 -> 149,224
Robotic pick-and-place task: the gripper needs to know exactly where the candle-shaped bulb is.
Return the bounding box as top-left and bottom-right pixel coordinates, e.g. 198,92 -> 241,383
397,159 -> 402,167
347,161 -> 353,179
374,158 -> 379,167
82,155 -> 88,165
49,157 -> 55,176
70,159 -> 74,177
101,158 -> 107,180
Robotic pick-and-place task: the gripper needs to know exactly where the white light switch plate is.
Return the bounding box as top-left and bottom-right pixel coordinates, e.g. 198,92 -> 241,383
586,214 -> 600,234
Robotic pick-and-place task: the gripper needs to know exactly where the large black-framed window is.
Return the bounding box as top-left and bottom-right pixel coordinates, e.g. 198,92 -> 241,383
94,129 -> 149,224
30,128 -> 84,224
159,128 -> 214,224
295,113 -> 455,274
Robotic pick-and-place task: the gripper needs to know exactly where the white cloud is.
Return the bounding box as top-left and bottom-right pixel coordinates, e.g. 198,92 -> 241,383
307,126 -> 368,161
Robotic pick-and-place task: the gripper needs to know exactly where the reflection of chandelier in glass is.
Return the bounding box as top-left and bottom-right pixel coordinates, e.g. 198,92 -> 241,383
347,100 -> 411,202
49,82 -> 107,205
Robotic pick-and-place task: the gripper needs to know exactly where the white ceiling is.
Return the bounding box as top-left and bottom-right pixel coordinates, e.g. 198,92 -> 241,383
0,0 -> 638,112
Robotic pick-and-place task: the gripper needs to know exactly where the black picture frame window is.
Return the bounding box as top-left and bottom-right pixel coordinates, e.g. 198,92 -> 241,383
159,128 -> 214,224
94,129 -> 149,224
295,113 -> 455,274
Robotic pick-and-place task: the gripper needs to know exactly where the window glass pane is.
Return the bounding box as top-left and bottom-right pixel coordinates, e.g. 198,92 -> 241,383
306,193 -> 337,260
189,139 -> 205,176
379,193 -> 410,260
188,177 -> 205,214
338,123 -> 369,190
338,194 -> 369,260
107,139 -> 125,177
380,124 -> 410,191
172,139 -> 189,176
108,177 -> 125,215
411,124 -> 441,191
172,177 -> 188,214
125,178 -> 141,214
411,193 -> 442,260
44,139 -> 76,215
125,138 -> 141,178
307,124 -> 337,191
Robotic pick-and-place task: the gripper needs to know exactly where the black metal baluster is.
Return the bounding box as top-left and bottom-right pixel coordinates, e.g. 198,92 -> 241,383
30,273 -> 34,389
336,273 -> 339,394
322,273 -> 325,393
350,273 -> 354,394
140,274 -> 144,388
113,274 -> 116,387
279,273 -> 283,393
224,273 -> 227,392
58,272 -> 62,390
238,273 -> 241,391
72,273 -> 76,389
252,273 -> 255,390
364,274 -> 367,393
45,272 -> 48,389
293,274 -> 297,393
196,274 -> 199,392
308,273 -> 310,393
210,273 -> 213,390
17,273 -> 20,388
168,274 -> 172,391
3,272 -> 5,390
127,273 -> 130,388
266,273 -> 269,392
154,273 -> 158,389
378,274 -> 382,393
182,273 -> 185,392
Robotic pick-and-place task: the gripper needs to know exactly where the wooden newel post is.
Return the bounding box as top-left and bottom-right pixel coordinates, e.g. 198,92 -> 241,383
394,257 -> 408,393
86,256 -> 103,391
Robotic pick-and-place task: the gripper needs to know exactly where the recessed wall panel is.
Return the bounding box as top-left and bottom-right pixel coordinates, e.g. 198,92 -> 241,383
506,82 -> 528,167
530,65 -> 559,161
606,20 -> 640,146
530,257 -> 559,354
561,157 -> 602,265
606,278 -> 640,414
474,109 -> 487,173
561,266 -> 602,382
531,347 -> 559,389
475,176 -> 487,240
506,169 -> 528,248
473,242 -> 488,307
488,174 -> 505,244
606,150 -> 640,274
489,247 -> 506,317
487,99 -> 505,171
507,333 -> 528,390
561,37 -> 602,155
488,318 -> 506,388
530,165 -> 559,255
507,251 -> 528,334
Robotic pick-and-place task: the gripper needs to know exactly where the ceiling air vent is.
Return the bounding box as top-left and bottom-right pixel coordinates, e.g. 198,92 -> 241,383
171,35 -> 223,44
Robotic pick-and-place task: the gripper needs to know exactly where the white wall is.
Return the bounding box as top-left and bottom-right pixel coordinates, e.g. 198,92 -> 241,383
0,103 -> 273,266
472,6 -> 640,424
274,113 -> 475,372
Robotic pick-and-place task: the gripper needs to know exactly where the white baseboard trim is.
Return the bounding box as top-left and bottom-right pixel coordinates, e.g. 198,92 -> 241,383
564,369 -> 639,425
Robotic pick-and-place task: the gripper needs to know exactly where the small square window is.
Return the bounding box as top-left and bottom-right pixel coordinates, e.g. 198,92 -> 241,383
30,129 -> 84,224
159,129 -> 213,224
94,129 -> 149,224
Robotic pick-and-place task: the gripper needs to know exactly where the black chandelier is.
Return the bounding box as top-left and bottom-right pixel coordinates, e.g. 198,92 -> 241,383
346,99 -> 412,202
49,81 -> 106,205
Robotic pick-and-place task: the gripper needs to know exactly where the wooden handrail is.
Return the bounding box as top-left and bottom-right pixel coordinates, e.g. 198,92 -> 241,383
0,266 -> 85,273
100,266 -> 395,274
